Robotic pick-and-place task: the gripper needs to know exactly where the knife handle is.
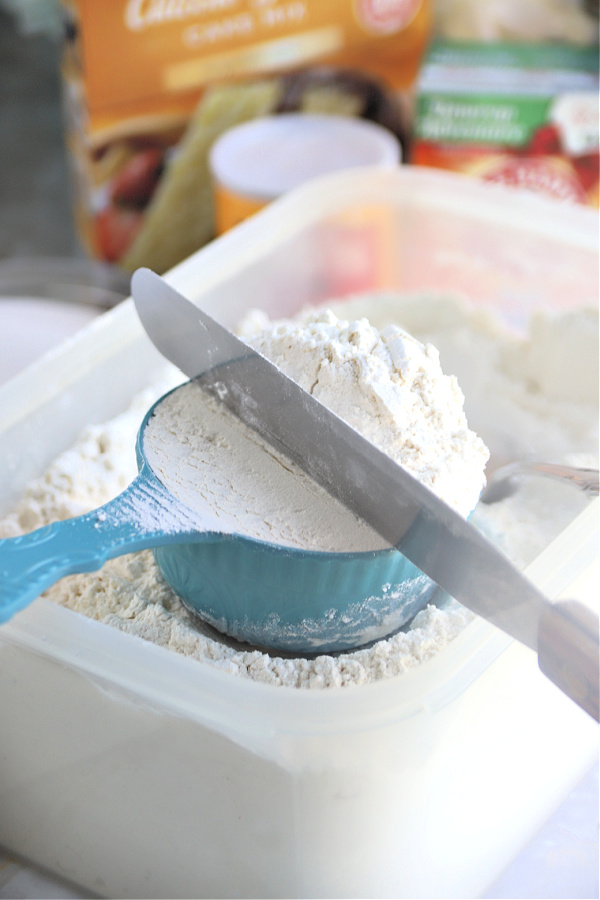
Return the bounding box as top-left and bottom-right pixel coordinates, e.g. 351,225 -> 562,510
538,599 -> 599,721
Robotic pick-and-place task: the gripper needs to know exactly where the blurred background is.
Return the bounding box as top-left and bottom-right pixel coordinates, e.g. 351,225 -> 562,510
0,0 -> 597,270
2,0 -> 595,375
0,0 -> 77,258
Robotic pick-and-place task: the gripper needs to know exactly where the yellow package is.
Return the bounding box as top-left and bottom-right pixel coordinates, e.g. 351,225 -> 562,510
61,0 -> 432,273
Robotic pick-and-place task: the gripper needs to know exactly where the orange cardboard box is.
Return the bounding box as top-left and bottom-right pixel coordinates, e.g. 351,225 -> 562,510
61,0 -> 432,273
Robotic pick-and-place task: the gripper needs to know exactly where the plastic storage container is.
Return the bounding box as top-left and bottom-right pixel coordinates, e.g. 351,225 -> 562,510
0,167 -> 598,899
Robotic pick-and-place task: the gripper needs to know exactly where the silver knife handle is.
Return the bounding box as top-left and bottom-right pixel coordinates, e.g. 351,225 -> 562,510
538,600 -> 599,721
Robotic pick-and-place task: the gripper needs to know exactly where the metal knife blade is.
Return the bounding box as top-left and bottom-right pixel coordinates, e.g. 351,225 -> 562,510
132,268 -> 599,720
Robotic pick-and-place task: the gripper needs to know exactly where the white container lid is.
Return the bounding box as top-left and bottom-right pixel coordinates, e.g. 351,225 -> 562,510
209,113 -> 401,201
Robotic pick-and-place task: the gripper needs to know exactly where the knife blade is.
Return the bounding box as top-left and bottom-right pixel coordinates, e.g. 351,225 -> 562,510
132,267 -> 598,719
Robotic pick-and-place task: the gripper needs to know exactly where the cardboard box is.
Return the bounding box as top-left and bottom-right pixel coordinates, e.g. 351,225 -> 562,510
61,0 -> 431,272
411,40 -> 599,206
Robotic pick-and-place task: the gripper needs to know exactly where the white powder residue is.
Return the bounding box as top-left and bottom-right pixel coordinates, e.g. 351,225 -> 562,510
143,383 -> 383,552
1,293 -> 597,689
143,310 -> 488,552
0,372 -> 181,539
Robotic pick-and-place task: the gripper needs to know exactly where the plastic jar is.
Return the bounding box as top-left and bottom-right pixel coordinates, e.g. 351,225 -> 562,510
209,113 -> 401,233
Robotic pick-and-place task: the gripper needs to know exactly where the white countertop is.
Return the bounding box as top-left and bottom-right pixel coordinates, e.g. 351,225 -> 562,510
0,764 -> 597,899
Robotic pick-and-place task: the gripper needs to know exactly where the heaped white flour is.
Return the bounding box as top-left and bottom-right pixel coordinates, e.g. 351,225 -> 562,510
246,309 -> 489,516
0,293 -> 596,689
143,309 -> 488,552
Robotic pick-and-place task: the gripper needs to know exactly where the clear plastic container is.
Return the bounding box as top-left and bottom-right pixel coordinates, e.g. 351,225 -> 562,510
0,167 -> 597,899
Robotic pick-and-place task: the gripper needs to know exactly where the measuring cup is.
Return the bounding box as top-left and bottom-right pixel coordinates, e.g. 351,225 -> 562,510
0,383 -> 436,653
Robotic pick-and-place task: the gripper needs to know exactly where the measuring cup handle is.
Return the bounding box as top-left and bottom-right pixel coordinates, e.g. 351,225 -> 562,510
0,475 -> 187,624
538,599 -> 599,721
0,519 -> 90,622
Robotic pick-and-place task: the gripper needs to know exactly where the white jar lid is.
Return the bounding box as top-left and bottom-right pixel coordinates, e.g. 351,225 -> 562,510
209,113 -> 401,201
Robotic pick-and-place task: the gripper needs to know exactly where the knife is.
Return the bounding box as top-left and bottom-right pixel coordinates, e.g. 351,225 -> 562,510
132,267 -> 599,720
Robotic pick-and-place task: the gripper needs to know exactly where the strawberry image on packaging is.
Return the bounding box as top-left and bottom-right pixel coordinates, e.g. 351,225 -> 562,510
411,40 -> 599,208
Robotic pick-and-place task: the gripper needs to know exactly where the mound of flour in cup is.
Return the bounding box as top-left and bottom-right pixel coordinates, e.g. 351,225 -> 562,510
1,292 -> 596,689
143,309 -> 488,552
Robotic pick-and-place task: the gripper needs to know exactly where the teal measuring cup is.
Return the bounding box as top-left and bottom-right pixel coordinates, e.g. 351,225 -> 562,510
0,384 -> 437,652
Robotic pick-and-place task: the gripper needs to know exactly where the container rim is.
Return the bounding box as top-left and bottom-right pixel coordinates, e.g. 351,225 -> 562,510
1,500 -> 595,746
0,595 -> 510,737
164,165 -> 599,311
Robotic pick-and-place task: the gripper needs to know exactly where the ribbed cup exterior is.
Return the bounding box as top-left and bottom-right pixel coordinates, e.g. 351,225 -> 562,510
154,536 -> 436,652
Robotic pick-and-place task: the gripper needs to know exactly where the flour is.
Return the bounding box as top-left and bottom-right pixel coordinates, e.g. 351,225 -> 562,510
245,310 -> 488,516
1,292 -> 596,689
0,376 -> 180,539
313,293 -> 598,467
143,309 -> 488,552
143,383 -> 383,552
